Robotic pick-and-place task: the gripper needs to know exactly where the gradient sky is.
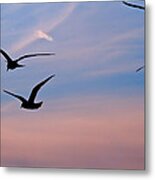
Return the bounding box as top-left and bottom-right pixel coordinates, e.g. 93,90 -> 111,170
1,1 -> 145,169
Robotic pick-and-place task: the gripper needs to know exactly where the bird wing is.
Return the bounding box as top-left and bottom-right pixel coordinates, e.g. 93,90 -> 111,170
3,90 -> 26,103
0,49 -> 12,62
28,74 -> 55,103
136,66 -> 144,72
122,1 -> 145,10
16,53 -> 55,61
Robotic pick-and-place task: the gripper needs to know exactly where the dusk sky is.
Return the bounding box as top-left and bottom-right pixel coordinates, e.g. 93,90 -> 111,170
1,1 -> 145,169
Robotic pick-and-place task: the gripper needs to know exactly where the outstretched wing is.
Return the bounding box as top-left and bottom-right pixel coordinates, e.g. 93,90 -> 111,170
0,49 -> 12,62
16,53 -> 55,61
122,1 -> 145,10
3,90 -> 26,103
28,74 -> 55,103
136,66 -> 144,72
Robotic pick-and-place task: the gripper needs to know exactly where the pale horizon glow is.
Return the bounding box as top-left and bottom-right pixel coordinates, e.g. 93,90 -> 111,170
1,95 -> 144,169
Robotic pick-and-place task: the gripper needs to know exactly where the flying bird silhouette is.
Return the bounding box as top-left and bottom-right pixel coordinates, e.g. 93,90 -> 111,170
3,74 -> 55,110
136,65 -> 144,72
122,1 -> 145,10
0,49 -> 55,71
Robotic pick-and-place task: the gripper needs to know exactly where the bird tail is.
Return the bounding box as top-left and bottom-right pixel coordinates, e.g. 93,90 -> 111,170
17,64 -> 25,68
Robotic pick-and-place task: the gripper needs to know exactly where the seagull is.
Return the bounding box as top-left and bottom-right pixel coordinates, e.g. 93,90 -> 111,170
122,1 -> 145,10
136,65 -> 144,72
0,49 -> 55,71
3,74 -> 55,110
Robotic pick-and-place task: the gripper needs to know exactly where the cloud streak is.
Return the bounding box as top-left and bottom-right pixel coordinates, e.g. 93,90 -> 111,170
11,3 -> 77,52
36,30 -> 53,41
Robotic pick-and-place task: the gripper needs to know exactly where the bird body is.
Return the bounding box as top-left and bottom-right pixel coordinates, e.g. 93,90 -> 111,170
7,61 -> 25,71
3,74 -> 55,110
0,49 -> 55,71
21,101 -> 43,110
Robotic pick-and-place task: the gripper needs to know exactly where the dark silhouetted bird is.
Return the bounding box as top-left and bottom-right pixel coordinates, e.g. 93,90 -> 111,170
136,65 -> 144,72
0,49 -> 55,71
3,74 -> 55,110
122,1 -> 145,10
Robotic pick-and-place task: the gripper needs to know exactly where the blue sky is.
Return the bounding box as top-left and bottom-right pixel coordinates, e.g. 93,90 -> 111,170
1,1 -> 145,169
1,1 -> 144,103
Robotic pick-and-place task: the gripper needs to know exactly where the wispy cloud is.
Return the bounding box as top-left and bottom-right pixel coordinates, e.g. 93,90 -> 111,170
83,59 -> 142,78
48,27 -> 144,74
11,3 -> 77,52
36,30 -> 53,41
